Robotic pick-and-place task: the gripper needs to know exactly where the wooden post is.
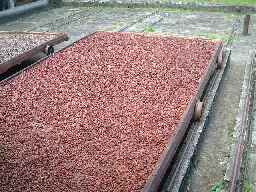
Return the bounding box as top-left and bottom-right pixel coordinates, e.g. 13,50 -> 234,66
243,14 -> 250,36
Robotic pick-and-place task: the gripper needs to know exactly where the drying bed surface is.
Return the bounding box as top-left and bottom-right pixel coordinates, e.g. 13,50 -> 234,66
0,32 -> 217,192
0,32 -> 60,65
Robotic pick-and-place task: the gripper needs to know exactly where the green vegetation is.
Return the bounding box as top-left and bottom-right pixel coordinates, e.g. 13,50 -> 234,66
210,180 -> 225,192
178,0 -> 256,6
144,26 -> 155,32
243,180 -> 253,192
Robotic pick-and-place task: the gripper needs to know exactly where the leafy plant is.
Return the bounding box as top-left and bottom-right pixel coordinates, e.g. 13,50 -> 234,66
243,180 -> 253,192
210,180 -> 225,192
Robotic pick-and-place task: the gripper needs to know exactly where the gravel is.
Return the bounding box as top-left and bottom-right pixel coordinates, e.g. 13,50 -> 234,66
0,32 -> 217,192
0,32 -> 60,65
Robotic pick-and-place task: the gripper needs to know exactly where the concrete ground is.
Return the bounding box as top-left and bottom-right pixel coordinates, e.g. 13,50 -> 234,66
0,5 -> 255,191
186,16 -> 256,191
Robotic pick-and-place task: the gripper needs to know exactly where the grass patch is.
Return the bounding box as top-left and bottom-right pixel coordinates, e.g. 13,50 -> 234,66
144,26 -> 155,32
